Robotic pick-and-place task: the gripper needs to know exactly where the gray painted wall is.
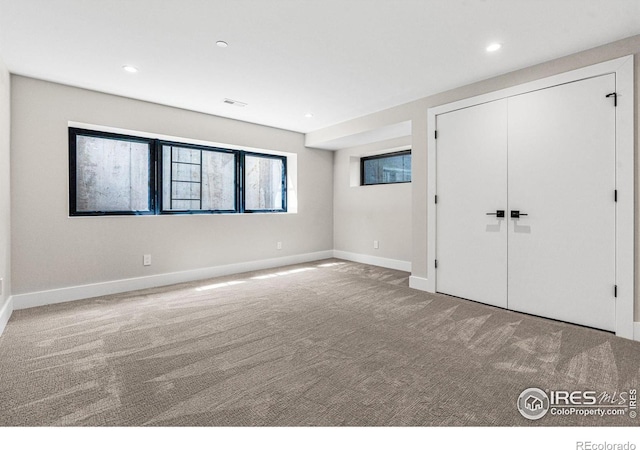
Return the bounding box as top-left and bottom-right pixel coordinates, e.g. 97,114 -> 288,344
333,136 -> 412,264
10,76 -> 333,295
0,56 -> 10,315
313,34 -> 640,320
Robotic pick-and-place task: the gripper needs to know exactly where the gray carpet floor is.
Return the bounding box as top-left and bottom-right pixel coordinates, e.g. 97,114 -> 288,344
1,258 -> 639,426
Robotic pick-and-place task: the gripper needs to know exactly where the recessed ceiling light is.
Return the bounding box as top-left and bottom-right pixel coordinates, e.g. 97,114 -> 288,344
486,43 -> 502,52
304,113 -> 314,118
216,41 -> 228,48
223,98 -> 247,107
122,65 -> 138,73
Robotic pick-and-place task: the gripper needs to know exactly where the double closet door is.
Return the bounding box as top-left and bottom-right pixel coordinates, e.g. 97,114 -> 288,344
436,74 -> 616,331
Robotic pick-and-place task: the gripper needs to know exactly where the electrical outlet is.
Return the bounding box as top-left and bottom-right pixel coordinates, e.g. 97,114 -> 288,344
143,254 -> 151,266
373,240 -> 379,249
276,241 -> 282,250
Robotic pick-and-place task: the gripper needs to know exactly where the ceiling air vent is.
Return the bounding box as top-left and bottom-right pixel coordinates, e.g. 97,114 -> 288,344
223,98 -> 248,107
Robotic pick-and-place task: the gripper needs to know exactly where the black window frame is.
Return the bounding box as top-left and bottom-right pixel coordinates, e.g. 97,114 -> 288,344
360,149 -> 412,186
69,128 -> 156,216
69,127 -> 288,216
158,141 -> 240,215
241,151 -> 288,213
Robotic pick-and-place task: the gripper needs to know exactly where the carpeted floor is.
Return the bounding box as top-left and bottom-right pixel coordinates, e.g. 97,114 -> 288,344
0,258 -> 639,426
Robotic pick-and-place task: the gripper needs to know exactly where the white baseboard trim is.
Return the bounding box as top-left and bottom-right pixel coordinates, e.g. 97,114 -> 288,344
409,276 -> 429,292
333,250 -> 411,272
0,296 -> 13,337
634,322 -> 640,342
12,250 -> 334,311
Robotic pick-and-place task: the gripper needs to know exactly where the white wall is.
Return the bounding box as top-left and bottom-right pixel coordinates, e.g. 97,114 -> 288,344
10,76 -> 333,300
333,136 -> 412,270
0,54 -> 11,333
309,34 -> 640,321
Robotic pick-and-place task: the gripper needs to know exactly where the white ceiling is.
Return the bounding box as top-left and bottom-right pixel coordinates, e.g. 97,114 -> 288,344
0,0 -> 639,135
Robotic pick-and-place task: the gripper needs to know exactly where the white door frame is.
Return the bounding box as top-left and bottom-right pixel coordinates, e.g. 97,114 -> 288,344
424,56 -> 634,339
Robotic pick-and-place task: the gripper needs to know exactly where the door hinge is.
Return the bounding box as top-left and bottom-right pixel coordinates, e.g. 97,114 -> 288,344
614,285 -> 617,298
606,92 -> 617,107
435,195 -> 438,204
614,190 -> 617,202
434,130 -> 438,139
435,259 -> 438,269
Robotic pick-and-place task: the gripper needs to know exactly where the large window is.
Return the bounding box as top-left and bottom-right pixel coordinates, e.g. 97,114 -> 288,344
361,150 -> 411,186
161,144 -> 238,213
69,129 -> 154,215
69,128 -> 287,216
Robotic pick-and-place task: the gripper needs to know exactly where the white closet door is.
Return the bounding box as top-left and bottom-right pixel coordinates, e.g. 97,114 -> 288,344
507,74 -> 616,331
436,99 -> 508,308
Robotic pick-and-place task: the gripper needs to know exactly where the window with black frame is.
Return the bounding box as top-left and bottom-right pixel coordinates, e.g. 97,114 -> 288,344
361,150 -> 411,186
161,144 -> 238,213
69,128 -> 154,216
69,128 -> 287,216
243,153 -> 287,212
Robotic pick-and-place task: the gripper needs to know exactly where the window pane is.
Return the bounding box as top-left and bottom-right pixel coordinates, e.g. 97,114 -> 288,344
362,152 -> 411,185
162,145 -> 236,211
245,155 -> 285,211
202,150 -> 236,210
75,135 -> 150,212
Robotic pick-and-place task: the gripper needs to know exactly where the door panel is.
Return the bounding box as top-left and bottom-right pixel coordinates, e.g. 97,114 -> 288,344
436,99 -> 508,308
507,74 -> 616,331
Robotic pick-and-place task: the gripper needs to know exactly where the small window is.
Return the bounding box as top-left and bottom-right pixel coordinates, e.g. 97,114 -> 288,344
69,128 -> 154,215
244,153 -> 287,212
161,144 -> 238,213
361,150 -> 411,186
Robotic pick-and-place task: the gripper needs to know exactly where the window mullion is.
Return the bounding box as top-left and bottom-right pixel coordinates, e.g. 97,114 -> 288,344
239,151 -> 245,213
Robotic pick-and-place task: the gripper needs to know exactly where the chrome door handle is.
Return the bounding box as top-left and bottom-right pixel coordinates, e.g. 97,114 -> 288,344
486,210 -> 505,218
510,210 -> 528,218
